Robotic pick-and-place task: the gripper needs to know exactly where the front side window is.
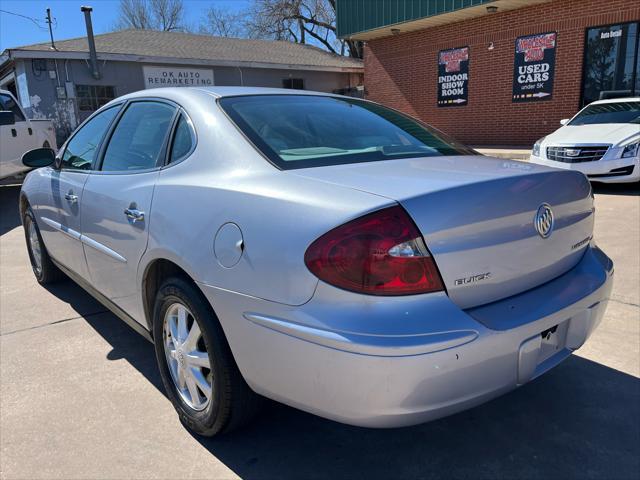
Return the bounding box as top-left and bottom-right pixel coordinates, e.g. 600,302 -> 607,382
219,95 -> 475,170
101,101 -> 175,171
0,93 -> 26,121
582,22 -> 639,106
569,101 -> 640,125
61,105 -> 120,170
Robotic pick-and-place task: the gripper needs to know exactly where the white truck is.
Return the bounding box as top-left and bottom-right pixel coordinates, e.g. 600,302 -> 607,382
0,89 -> 57,180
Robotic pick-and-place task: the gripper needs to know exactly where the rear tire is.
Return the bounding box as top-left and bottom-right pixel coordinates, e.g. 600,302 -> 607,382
152,276 -> 262,436
22,206 -> 65,284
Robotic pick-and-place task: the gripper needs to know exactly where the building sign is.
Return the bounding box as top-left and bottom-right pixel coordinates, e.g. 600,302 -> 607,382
512,32 -> 556,102
600,27 -> 622,39
438,47 -> 469,107
143,66 -> 214,89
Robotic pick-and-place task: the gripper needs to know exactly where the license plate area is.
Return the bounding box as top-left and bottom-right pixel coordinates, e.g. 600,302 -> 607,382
519,318 -> 574,384
538,320 -> 569,364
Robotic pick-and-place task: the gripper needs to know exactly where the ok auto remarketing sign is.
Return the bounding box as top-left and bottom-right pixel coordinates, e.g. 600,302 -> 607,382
143,66 -> 214,89
438,46 -> 469,107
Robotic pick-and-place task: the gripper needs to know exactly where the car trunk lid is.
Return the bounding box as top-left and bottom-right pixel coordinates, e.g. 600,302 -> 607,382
292,155 -> 594,308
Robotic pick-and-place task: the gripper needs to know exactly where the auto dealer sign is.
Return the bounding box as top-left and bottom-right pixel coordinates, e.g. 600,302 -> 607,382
143,66 -> 214,89
438,47 -> 469,107
512,32 -> 557,102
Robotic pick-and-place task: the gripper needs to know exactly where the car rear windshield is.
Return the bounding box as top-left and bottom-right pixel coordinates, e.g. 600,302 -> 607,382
569,101 -> 640,125
219,95 -> 476,169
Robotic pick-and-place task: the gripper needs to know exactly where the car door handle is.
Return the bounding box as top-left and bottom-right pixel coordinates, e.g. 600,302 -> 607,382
64,193 -> 78,204
11,128 -> 17,137
124,208 -> 145,222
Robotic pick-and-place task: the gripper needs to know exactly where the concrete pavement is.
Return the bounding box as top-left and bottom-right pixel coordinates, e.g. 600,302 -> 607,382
1,181 -> 639,480
473,146 -> 532,161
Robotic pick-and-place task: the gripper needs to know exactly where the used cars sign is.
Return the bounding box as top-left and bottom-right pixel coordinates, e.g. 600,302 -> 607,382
512,32 -> 557,102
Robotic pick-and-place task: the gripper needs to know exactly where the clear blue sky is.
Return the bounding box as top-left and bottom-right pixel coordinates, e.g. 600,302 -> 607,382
0,0 -> 250,51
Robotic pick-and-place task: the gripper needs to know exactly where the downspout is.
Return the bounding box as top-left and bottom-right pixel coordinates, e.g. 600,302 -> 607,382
81,6 -> 100,79
237,66 -> 244,86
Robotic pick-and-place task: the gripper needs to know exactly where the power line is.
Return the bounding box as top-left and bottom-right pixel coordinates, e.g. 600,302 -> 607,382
0,8 -> 50,30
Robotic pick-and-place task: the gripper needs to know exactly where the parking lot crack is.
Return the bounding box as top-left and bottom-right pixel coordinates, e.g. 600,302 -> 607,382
0,309 -> 109,336
609,297 -> 640,308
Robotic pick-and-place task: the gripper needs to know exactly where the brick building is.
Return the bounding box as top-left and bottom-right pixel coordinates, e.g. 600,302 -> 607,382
337,0 -> 640,146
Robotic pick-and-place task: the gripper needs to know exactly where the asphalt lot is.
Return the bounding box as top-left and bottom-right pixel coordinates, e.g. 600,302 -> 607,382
1,181 -> 638,480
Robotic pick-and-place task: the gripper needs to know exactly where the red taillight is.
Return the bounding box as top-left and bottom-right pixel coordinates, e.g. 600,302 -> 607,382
304,206 -> 444,295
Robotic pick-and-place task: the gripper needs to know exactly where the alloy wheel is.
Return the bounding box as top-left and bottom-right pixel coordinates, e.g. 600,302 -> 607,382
163,303 -> 213,411
28,220 -> 43,276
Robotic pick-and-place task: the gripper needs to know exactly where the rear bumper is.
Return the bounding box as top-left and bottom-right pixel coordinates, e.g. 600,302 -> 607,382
198,245 -> 613,428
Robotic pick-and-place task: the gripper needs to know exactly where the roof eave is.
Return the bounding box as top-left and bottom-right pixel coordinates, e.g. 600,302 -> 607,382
0,50 -> 14,72
339,0 -> 552,41
5,49 -> 363,73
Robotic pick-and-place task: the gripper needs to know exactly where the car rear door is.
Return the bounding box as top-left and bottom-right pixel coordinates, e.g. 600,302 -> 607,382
81,99 -> 178,322
35,105 -> 121,280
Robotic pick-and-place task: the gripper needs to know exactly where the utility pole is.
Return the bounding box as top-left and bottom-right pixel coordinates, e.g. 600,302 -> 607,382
46,8 -> 56,50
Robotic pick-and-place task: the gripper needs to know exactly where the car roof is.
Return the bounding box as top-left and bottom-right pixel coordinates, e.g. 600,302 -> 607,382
588,97 -> 640,105
195,86 -> 339,98
117,86 -> 341,103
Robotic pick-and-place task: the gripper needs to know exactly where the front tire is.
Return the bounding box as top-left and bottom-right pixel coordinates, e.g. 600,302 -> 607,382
23,206 -> 65,284
152,277 -> 261,436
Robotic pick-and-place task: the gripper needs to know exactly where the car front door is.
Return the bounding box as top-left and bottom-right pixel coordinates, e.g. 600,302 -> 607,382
81,100 -> 177,322
36,105 -> 121,280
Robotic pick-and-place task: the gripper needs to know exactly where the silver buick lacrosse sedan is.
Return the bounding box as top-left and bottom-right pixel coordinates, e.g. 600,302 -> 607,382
19,87 -> 613,436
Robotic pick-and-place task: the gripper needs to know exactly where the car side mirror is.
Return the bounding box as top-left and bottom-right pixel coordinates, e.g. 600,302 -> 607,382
559,118 -> 569,126
0,111 -> 15,126
22,148 -> 55,168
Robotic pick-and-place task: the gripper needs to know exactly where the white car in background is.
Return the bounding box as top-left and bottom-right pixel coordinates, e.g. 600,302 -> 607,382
530,98 -> 639,183
0,89 -> 57,180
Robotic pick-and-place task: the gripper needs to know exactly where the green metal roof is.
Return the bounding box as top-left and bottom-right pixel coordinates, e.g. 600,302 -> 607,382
337,0 -> 495,38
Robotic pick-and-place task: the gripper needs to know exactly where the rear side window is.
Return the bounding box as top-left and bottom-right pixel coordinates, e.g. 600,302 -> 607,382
0,93 -> 26,122
101,101 -> 175,171
219,95 -> 475,170
169,114 -> 194,163
62,105 -> 120,170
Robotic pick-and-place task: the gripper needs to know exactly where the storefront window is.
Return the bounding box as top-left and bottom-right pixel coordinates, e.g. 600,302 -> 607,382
582,22 -> 639,106
76,85 -> 116,111
282,78 -> 305,90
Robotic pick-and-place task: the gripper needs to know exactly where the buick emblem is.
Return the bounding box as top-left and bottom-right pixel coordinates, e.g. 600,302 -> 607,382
565,148 -> 581,157
535,203 -> 554,238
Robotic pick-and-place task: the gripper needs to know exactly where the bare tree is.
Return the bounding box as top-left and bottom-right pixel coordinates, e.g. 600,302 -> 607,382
198,0 -> 362,58
247,0 -> 361,58
199,6 -> 246,38
116,0 -> 186,32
